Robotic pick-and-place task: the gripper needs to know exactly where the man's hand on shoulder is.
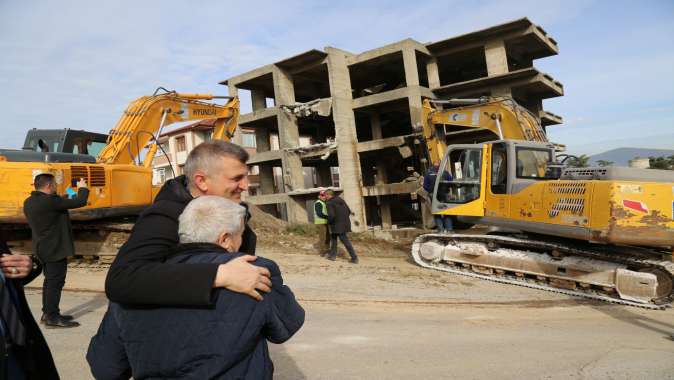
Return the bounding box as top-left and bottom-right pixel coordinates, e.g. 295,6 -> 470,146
213,255 -> 272,301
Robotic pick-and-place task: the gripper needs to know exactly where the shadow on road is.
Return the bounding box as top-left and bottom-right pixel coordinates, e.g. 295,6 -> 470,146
270,345 -> 306,379
589,304 -> 674,339
62,293 -> 108,318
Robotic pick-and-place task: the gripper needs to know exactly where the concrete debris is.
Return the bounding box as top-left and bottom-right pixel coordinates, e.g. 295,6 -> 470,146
280,98 -> 332,118
360,83 -> 386,96
284,139 -> 337,160
287,186 -> 342,196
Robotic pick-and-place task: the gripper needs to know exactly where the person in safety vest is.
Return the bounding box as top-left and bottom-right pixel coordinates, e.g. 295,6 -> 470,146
313,191 -> 330,256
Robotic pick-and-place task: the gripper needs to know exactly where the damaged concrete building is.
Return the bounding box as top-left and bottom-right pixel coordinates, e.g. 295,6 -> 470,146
221,18 -> 563,231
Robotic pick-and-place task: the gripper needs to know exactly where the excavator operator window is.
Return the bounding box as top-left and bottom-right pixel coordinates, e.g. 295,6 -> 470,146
70,137 -> 106,157
435,148 -> 482,204
516,148 -> 552,179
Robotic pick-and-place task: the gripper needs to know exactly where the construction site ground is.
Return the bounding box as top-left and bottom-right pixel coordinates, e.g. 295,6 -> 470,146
25,228 -> 674,379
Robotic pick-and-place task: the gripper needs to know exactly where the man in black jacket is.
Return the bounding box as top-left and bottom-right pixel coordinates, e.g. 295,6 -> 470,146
88,196 -> 304,380
0,240 -> 60,380
105,140 -> 271,307
325,190 -> 359,264
23,174 -> 89,328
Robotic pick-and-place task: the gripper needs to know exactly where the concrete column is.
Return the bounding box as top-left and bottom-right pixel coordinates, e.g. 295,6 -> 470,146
486,41 -> 513,98
402,47 -> 420,87
273,66 -> 307,223
370,113 -> 392,229
227,83 -> 238,98
527,98 -> 543,115
255,127 -> 271,152
426,58 -> 441,89
408,88 -> 424,131
251,89 -> 267,111
227,83 -> 243,145
257,165 -> 275,194
326,47 -> 366,232
485,40 -> 509,76
251,128 -> 275,194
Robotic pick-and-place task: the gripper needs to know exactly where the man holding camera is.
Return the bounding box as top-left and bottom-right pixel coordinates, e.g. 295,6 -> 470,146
23,174 -> 89,328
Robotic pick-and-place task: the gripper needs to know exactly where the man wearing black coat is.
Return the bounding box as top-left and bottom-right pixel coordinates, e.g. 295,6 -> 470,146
0,240 -> 60,380
23,174 -> 89,328
88,196 -> 304,379
325,190 -> 359,264
105,140 -> 271,307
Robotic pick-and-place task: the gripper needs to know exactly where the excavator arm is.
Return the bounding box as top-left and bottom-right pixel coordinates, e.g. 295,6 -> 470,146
420,97 -> 548,165
96,89 -> 240,167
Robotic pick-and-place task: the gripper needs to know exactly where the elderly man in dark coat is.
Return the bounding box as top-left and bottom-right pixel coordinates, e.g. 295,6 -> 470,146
0,240 -> 60,380
325,190 -> 359,264
23,173 -> 89,328
87,196 -> 304,380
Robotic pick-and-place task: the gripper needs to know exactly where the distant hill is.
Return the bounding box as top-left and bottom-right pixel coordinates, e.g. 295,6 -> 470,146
589,148 -> 674,166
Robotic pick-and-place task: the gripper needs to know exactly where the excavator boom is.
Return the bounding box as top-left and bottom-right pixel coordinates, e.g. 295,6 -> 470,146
420,97 -> 548,165
97,90 -> 239,166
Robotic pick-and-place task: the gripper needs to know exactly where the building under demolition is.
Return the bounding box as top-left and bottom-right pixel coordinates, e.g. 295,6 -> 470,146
220,18 -> 563,231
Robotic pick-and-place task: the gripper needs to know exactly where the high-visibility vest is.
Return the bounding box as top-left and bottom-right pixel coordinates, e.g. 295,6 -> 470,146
313,200 -> 328,224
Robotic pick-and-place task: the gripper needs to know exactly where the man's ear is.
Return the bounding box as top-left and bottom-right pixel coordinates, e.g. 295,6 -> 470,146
217,232 -> 231,250
192,171 -> 209,193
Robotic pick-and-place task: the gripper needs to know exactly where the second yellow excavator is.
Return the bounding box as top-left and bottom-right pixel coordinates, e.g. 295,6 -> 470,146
412,96 -> 674,309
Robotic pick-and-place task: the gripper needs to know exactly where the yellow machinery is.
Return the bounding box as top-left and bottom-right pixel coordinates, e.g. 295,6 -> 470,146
0,88 -> 239,260
412,98 -> 674,308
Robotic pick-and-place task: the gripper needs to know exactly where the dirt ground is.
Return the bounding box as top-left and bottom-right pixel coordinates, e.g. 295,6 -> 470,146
27,244 -> 674,380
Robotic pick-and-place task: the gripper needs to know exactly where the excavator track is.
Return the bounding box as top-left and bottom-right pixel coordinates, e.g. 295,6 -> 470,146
412,233 -> 674,310
6,221 -> 133,268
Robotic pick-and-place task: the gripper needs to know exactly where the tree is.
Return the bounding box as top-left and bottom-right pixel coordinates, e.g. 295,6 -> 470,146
596,160 -> 614,167
567,154 -> 590,168
649,155 -> 674,170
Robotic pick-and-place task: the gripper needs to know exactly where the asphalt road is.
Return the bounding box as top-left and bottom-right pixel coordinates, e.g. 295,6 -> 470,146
27,288 -> 674,380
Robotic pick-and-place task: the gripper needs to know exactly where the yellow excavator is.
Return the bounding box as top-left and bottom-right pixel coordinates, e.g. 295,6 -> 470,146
412,97 -> 674,309
0,88 -> 239,261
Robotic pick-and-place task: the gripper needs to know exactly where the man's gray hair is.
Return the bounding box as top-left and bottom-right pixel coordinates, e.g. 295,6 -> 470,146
184,140 -> 249,184
178,196 -> 247,244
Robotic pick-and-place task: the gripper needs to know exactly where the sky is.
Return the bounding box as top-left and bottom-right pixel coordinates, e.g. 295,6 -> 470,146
1,0 -> 673,156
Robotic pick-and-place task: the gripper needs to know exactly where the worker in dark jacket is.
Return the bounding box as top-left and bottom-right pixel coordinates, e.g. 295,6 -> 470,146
23,173 -> 89,328
105,140 -> 272,307
313,191 -> 330,255
87,196 -> 304,380
325,190 -> 359,264
0,240 -> 60,380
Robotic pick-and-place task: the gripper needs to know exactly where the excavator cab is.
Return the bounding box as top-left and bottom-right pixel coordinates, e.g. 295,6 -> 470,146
0,129 -> 109,163
431,143 -> 488,217
431,140 -> 560,218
